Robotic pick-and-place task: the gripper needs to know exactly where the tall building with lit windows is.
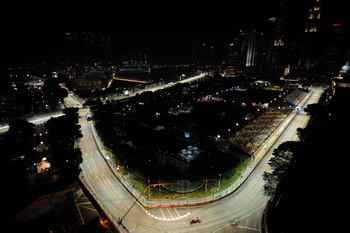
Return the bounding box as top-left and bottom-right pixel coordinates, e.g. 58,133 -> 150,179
265,15 -> 286,74
298,0 -> 323,74
245,30 -> 266,76
304,0 -> 322,33
297,0 -> 350,78
222,30 -> 266,76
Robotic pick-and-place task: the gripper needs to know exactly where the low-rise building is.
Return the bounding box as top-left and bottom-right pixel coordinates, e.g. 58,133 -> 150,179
156,146 -> 201,173
72,71 -> 112,91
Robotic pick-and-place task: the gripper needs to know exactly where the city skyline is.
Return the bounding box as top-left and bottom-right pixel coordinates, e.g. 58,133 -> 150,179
2,1 -> 348,68
1,0 -> 310,66
1,1 -> 350,232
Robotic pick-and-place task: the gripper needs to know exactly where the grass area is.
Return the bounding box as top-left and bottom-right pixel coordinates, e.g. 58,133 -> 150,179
129,179 -> 145,191
224,157 -> 251,186
122,157 -> 252,199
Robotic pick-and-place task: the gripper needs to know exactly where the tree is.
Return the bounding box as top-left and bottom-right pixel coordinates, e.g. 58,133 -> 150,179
5,118 -> 36,164
304,103 -> 328,118
42,78 -> 68,109
296,127 -> 306,141
0,119 -> 35,223
263,141 -> 297,197
45,108 -> 82,182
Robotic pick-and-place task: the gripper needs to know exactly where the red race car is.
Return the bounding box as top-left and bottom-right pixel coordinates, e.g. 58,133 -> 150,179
189,217 -> 202,224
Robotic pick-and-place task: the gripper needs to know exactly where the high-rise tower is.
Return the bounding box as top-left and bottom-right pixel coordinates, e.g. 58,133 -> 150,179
299,0 -> 323,74
265,16 -> 286,74
304,0 -> 322,33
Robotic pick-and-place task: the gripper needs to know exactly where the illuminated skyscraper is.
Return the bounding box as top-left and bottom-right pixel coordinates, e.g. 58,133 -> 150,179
265,16 -> 286,74
304,0 -> 322,33
299,0 -> 323,73
222,30 -> 265,76
245,30 -> 266,75
245,32 -> 256,68
298,0 -> 350,78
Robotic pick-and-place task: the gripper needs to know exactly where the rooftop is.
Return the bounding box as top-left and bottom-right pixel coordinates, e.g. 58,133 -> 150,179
77,70 -> 108,80
178,145 -> 201,163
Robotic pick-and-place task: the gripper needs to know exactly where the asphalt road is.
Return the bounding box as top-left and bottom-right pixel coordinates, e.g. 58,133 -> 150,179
0,91 -> 82,134
0,84 -> 322,232
77,88 -> 323,232
0,111 -> 64,134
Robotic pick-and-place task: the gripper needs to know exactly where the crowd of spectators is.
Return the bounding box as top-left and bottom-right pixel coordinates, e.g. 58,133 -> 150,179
283,89 -> 308,105
230,89 -> 308,154
231,108 -> 287,154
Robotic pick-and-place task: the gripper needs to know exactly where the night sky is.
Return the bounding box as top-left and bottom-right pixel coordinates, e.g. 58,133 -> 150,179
1,0 -> 346,65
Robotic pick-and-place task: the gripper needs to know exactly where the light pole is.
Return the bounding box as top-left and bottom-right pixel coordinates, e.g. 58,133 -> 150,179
218,174 -> 221,192
118,188 -> 146,227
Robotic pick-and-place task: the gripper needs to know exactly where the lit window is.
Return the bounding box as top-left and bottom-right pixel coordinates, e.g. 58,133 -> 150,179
274,38 -> 284,46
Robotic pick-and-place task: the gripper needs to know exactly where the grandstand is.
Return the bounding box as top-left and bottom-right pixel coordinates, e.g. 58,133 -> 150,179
230,89 -> 308,154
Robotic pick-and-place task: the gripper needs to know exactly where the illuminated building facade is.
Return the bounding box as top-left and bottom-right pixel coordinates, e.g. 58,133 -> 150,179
304,0 -> 322,33
299,0 -> 323,73
222,0 -> 349,79
223,30 -> 266,76
265,13 -> 286,74
298,0 -> 350,78
245,30 -> 266,76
